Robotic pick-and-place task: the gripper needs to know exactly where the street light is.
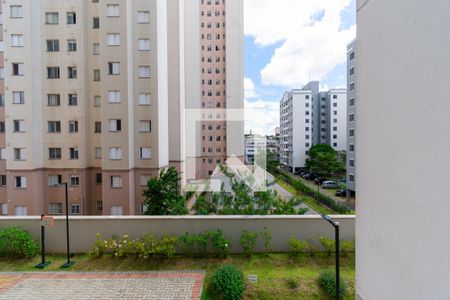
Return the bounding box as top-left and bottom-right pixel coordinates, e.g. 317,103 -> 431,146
61,181 -> 74,268
321,214 -> 340,300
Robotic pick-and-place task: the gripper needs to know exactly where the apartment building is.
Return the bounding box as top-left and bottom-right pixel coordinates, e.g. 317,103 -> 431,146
184,0 -> 244,179
0,0 -> 183,216
346,40 -> 356,196
279,82 -> 347,173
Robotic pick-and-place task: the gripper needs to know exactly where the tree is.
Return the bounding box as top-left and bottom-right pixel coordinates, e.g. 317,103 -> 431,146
305,144 -> 345,178
143,167 -> 188,215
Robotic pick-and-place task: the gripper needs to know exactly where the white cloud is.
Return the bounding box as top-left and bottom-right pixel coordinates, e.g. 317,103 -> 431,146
244,77 -> 257,98
245,0 -> 355,87
244,99 -> 279,135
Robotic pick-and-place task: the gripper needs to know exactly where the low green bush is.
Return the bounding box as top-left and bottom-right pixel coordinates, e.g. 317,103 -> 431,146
0,227 -> 38,258
318,270 -> 347,299
212,265 -> 245,300
288,236 -> 309,255
239,230 -> 258,257
179,230 -> 230,257
318,235 -> 335,256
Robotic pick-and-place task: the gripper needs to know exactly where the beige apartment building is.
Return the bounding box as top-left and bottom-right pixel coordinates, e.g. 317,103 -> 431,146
0,0 -> 243,216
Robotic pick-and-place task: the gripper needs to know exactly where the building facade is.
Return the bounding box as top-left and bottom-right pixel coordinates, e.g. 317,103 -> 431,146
279,82 -> 347,173
0,0 -> 242,216
346,40 -> 356,195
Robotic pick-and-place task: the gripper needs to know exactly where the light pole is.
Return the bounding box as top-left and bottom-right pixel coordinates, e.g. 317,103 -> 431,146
61,181 -> 74,268
322,214 -> 340,300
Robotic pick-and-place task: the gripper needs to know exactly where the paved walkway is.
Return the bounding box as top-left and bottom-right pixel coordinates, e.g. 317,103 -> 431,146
0,272 -> 204,300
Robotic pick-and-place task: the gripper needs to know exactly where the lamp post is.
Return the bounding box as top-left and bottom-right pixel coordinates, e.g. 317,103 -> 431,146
322,214 -> 340,300
61,181 -> 74,268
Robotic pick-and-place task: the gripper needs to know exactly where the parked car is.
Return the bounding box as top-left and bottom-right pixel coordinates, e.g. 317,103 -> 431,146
314,177 -> 327,185
304,173 -> 316,180
335,189 -> 347,197
321,181 -> 339,189
301,173 -> 310,179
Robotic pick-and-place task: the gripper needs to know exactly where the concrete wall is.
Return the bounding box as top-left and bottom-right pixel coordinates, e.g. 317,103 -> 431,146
356,0 -> 450,299
0,215 -> 354,253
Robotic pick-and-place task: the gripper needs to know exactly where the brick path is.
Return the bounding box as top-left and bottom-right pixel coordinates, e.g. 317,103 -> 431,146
0,272 -> 204,300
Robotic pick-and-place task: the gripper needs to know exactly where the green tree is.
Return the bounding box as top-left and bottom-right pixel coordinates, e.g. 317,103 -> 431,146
305,144 -> 345,178
143,167 -> 188,215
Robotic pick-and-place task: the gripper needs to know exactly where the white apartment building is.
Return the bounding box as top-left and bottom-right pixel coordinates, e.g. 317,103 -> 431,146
346,40 -> 356,195
279,82 -> 347,173
0,0 -> 243,216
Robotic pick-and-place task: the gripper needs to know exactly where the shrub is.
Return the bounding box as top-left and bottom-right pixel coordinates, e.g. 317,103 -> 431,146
212,265 -> 245,300
178,232 -> 196,257
318,235 -> 335,256
209,229 -> 231,257
0,227 -> 38,258
179,230 -> 231,257
88,233 -> 109,257
153,234 -> 178,257
288,236 -> 309,255
239,230 -> 258,257
318,270 -> 347,299
340,240 -> 355,257
261,227 -> 272,253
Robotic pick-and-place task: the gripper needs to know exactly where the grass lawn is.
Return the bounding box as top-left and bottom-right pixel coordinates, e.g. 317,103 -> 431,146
0,253 -> 355,300
276,179 -> 335,215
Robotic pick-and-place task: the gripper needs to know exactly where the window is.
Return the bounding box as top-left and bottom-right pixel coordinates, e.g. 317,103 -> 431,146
68,94 -> 78,106
70,176 -> 79,186
47,67 -> 60,79
49,148 -> 61,160
13,120 -> 25,132
69,148 -> 79,160
349,98 -> 355,106
333,102 -> 338,107
13,148 -> 25,160
349,114 -> 355,121
67,39 -> 77,52
349,129 -> 355,137
349,52 -> 355,60
139,121 -> 151,132
93,43 -> 100,55
10,5 -> 23,18
49,203 -> 62,215
45,12 -> 59,24
0,148 -> 6,160
68,121 -> 78,133
138,66 -> 150,78
349,174 -> 355,182
107,33 -> 120,46
68,67 -> 77,79
15,206 -> 27,216
93,69 -> 100,81
12,91 -> 25,104
140,203 -> 148,214
108,90 -> 121,103
70,204 -> 80,214
109,119 -> 121,132
48,121 -> 61,133
48,175 -> 62,186
96,201 -> 103,212
333,143 -> 337,147
47,94 -> 60,106
66,12 -> 76,24
94,95 -> 101,107
111,206 -> 123,215
12,63 -> 24,76
11,34 -> 24,47
140,175 -> 151,186
108,62 -> 120,75
14,176 -> 27,189
0,122 -> 4,133
94,122 -> 102,133
349,83 -> 355,90
0,203 -> 7,215
0,95 -> 3,107
349,67 -> 355,76
110,176 -> 122,188
349,144 -> 355,152
0,68 -> 4,79
93,17 -> 99,28
95,147 -> 102,159
137,11 -> 150,23
106,4 -> 120,17
140,147 -> 152,160
138,93 -> 151,105
0,176 -> 6,187
109,147 -> 122,160
349,159 -> 355,167
47,40 -> 59,52
95,173 -> 102,184
138,39 -> 150,51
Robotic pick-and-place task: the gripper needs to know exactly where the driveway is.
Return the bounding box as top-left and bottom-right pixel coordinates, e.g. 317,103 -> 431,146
0,272 -> 204,300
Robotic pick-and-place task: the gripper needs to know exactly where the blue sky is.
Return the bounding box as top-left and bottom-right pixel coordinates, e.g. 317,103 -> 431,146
243,0 -> 356,135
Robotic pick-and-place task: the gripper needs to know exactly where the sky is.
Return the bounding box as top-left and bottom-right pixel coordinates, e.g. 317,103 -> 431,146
243,0 -> 356,135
